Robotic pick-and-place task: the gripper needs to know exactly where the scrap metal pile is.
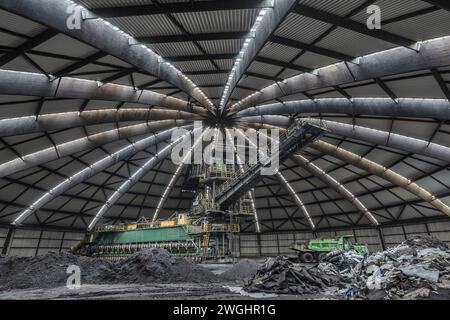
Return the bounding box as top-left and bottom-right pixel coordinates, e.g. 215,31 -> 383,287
244,256 -> 338,294
244,236 -> 450,299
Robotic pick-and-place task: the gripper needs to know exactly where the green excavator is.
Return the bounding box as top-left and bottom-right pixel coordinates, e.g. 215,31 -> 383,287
290,235 -> 369,263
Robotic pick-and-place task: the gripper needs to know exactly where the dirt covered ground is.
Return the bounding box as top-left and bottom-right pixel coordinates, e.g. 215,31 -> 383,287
1,236 -> 450,300
0,257 -> 330,300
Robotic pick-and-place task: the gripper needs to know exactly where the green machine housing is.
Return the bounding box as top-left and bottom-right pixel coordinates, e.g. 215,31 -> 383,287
74,218 -> 206,261
290,235 -> 369,262
74,122 -> 327,261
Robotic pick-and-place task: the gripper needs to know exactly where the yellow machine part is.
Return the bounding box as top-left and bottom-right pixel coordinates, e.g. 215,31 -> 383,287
160,220 -> 177,227
177,214 -> 190,225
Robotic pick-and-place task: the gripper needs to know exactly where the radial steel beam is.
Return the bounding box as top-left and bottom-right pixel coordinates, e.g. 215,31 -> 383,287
221,0 -> 298,108
236,115 -> 292,127
270,35 -> 355,61
422,0 -> 450,11
91,0 -> 275,17
254,56 -> 312,73
0,70 -> 207,116
256,128 -> 372,228
0,120 -> 191,178
275,172 -> 315,229
0,29 -> 58,67
12,125 -> 192,226
0,0 -> 213,110
53,51 -> 108,78
312,139 -> 450,217
216,123 -> 324,206
166,54 -> 237,62
234,98 -> 450,120
305,118 -> 450,163
293,154 -> 379,226
138,32 -> 250,44
250,117 -> 450,163
228,36 -> 450,113
88,130 -> 194,230
151,129 -> 208,224
0,109 -> 201,137
293,4 -> 415,48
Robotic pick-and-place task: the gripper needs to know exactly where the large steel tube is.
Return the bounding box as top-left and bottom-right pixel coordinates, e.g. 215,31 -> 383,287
312,140 -> 450,217
234,98 -> 450,121
0,108 -> 201,137
228,36 -> 450,113
88,130 -> 194,230
12,125 -> 193,226
0,120 -> 190,178
0,0 -> 213,109
305,118 -> 450,163
293,154 -> 379,226
0,69 -> 208,116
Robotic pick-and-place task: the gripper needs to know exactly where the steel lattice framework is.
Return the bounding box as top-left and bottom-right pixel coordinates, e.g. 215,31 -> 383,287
0,0 -> 449,235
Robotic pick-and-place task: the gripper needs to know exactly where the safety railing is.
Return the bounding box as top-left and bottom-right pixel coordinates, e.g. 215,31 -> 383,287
202,223 -> 240,233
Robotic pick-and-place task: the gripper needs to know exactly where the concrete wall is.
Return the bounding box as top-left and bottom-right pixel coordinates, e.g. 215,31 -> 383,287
239,221 -> 450,257
0,227 -> 7,252
2,220 -> 450,257
0,226 -> 85,257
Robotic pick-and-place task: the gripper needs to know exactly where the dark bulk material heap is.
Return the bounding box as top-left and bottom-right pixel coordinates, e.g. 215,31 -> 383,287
0,248 -> 217,291
245,236 -> 450,299
219,259 -> 260,282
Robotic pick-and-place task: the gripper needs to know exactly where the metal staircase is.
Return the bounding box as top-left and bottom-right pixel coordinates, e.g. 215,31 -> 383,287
214,120 -> 326,208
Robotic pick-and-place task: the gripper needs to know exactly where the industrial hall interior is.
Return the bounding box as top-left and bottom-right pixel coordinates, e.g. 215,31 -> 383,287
0,0 -> 450,301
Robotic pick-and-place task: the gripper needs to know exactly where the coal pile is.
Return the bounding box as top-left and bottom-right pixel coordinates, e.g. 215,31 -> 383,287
0,251 -> 115,290
244,236 -> 450,300
219,259 -> 259,282
0,248 -> 218,291
113,248 -> 218,283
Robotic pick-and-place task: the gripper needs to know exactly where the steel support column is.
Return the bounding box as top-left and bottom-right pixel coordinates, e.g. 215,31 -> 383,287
1,226 -> 15,255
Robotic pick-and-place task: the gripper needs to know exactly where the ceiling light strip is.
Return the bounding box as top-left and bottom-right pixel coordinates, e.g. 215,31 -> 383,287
0,0 -> 214,110
88,129 -> 197,230
295,154 -> 379,226
151,128 -> 209,224
219,7 -> 270,109
12,127 -> 189,226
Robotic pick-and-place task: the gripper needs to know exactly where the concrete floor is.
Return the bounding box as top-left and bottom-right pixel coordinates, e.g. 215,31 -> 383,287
0,261 -> 337,300
0,283 -> 338,300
